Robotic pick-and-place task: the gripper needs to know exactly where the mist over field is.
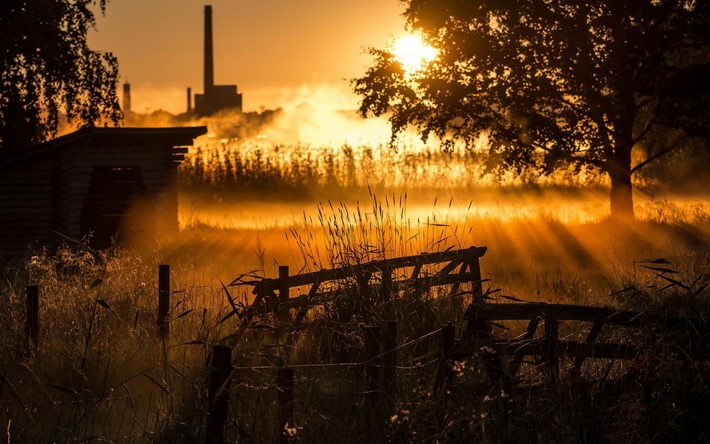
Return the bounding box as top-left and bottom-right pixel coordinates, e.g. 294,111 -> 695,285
119,111 -> 706,308
102,85 -> 710,282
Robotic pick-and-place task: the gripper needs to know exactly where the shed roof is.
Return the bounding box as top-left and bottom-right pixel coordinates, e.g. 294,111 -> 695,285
0,126 -> 207,169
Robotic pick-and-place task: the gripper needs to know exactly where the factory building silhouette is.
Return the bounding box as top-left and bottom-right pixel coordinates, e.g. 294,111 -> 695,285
191,5 -> 243,116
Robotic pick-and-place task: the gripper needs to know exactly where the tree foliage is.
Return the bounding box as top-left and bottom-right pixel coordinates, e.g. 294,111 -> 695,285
0,0 -> 121,150
354,0 -> 709,218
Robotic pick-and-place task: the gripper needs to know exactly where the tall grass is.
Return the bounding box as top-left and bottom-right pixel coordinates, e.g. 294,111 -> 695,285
285,189 -> 476,270
255,195 -> 710,442
0,245 -> 244,442
2,215 -> 709,442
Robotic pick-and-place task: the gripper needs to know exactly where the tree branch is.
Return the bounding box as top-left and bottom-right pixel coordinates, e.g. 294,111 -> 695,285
631,145 -> 678,174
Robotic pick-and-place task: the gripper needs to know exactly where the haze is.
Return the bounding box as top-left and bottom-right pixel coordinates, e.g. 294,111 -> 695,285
89,0 -> 406,113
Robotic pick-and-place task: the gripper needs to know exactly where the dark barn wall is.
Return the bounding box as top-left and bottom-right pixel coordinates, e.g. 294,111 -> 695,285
0,156 -> 55,257
0,127 -> 206,258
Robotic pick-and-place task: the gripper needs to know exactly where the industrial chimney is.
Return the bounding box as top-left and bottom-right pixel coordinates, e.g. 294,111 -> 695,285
187,87 -> 192,113
204,5 -> 214,94
194,5 -> 242,116
122,83 -> 132,116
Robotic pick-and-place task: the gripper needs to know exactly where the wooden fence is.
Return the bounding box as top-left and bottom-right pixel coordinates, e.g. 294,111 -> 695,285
232,245 -> 488,322
450,302 -> 710,389
18,248 -> 710,443
224,246 -> 488,443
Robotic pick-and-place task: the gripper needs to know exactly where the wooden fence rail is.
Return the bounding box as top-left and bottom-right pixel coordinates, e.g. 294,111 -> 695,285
245,246 -> 486,293
445,302 -> 710,389
231,246 -> 488,325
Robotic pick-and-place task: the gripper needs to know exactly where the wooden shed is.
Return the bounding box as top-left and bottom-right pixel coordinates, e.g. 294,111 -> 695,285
0,126 -> 207,258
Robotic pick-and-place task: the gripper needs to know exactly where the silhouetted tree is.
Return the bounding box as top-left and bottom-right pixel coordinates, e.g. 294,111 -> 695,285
0,0 -> 121,150
355,0 -> 709,219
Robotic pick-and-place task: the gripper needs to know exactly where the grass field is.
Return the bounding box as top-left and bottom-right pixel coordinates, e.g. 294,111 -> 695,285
1,138 -> 709,442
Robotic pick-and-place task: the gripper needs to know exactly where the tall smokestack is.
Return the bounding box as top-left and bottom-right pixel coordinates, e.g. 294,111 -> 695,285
204,5 -> 214,93
187,87 -> 192,113
122,83 -> 132,116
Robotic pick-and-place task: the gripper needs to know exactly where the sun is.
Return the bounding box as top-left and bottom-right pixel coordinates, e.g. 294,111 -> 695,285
392,34 -> 438,74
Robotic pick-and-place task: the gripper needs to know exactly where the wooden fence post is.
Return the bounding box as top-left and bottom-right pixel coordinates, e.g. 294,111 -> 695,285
468,258 -> 484,303
158,264 -> 170,337
364,325 -> 384,443
278,266 -> 289,303
380,267 -> 393,319
356,273 -> 371,320
207,345 -> 232,444
26,285 -> 39,346
278,265 -> 290,324
276,367 -> 295,444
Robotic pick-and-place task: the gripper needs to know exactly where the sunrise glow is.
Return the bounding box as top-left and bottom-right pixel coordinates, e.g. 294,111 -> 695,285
392,34 -> 438,74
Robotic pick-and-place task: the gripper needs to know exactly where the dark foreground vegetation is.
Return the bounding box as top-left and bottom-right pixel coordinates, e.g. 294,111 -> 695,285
1,202 -> 709,442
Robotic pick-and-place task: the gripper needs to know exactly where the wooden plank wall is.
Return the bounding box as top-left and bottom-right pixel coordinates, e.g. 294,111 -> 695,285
61,143 -> 177,241
0,157 -> 55,258
1,141 -> 181,259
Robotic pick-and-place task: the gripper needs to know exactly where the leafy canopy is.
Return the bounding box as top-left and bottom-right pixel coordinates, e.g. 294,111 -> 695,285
355,0 -> 709,180
0,0 -> 121,149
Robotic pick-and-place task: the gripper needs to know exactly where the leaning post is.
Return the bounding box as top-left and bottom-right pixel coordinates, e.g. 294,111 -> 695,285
277,265 -> 292,352
278,265 -> 290,323
468,257 -> 484,303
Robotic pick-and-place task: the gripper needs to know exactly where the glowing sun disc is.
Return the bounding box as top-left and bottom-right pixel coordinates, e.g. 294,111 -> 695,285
393,34 -> 438,73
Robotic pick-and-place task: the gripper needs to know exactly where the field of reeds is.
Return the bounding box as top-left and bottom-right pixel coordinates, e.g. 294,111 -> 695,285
179,136 -> 603,201
2,136 -> 710,443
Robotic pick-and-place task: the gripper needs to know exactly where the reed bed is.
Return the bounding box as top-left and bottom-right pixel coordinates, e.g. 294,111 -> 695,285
178,139 -> 603,199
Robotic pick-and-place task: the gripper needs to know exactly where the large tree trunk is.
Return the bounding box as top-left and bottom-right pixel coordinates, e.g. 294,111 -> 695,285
607,149 -> 634,221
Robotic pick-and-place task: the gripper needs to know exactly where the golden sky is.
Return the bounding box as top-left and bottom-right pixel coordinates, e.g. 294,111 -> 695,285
89,0 -> 406,113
